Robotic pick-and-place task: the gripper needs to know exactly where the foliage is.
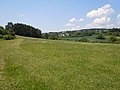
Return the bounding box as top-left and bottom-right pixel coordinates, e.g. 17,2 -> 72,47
78,37 -> 89,42
0,34 -> 3,38
12,23 -> 42,38
42,33 -> 49,39
96,34 -> 105,39
48,35 -> 58,40
0,25 -> 16,40
109,36 -> 120,43
110,28 -> 120,32
47,28 -> 120,44
5,22 -> 14,30
0,26 -> 4,29
3,34 -> 15,40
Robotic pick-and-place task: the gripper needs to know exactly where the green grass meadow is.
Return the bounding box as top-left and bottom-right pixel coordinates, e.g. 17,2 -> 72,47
61,35 -> 109,42
0,36 -> 120,90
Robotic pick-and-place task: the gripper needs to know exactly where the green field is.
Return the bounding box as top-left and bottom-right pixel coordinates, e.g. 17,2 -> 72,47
0,36 -> 120,90
61,35 -> 109,42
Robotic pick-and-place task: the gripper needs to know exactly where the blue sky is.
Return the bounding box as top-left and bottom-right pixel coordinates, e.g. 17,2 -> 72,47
0,0 -> 120,32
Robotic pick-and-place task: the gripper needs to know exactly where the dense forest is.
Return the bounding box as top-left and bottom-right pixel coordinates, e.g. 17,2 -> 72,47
0,22 -> 42,40
12,23 -> 42,38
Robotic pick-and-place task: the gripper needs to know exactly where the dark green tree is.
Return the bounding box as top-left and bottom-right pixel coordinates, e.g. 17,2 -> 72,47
5,22 -> 13,30
12,23 -> 42,38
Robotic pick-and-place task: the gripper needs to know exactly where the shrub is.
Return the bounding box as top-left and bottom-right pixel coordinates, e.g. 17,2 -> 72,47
0,34 -> 3,38
48,36 -> 58,40
109,36 -> 118,43
78,38 -> 89,42
42,33 -> 49,39
96,34 -> 105,39
3,35 -> 16,40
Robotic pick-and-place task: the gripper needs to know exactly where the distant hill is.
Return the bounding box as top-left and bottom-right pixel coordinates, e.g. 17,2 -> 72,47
45,28 -> 120,37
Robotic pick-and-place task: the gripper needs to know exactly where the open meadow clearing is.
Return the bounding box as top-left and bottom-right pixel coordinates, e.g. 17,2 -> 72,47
0,36 -> 120,90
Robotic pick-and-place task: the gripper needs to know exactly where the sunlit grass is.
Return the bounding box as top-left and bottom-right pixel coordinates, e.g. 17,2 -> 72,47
0,36 -> 120,90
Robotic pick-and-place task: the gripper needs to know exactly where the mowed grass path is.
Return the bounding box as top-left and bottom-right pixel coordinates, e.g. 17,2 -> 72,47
0,36 -> 120,90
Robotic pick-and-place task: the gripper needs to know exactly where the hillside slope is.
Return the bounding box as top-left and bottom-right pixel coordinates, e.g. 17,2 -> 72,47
0,36 -> 120,90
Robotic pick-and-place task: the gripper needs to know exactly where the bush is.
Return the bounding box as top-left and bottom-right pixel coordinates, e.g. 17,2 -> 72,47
3,35 -> 16,40
114,39 -> 120,44
0,27 -> 16,40
109,36 -> 118,43
48,36 -> 58,40
42,33 -> 49,39
0,34 -> 3,38
78,38 -> 89,42
96,34 -> 105,39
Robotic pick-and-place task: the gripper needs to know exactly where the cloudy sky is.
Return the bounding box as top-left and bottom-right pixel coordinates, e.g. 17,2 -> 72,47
0,0 -> 120,32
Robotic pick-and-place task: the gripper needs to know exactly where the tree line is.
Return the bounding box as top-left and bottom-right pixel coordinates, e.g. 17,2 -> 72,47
0,22 -> 42,40
12,23 -> 42,38
1,22 -> 120,44
43,28 -> 120,44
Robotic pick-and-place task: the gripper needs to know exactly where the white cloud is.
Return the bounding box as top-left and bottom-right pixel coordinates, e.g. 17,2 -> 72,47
85,4 -> 115,28
117,21 -> 120,25
117,13 -> 120,25
94,17 -> 111,24
117,20 -> 120,25
87,4 -> 114,18
65,23 -> 76,27
64,17 -> 81,30
69,17 -> 77,22
106,24 -> 114,28
79,18 -> 84,22
117,13 -> 120,19
107,17 -> 111,22
76,25 -> 81,28
86,17 -> 112,28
